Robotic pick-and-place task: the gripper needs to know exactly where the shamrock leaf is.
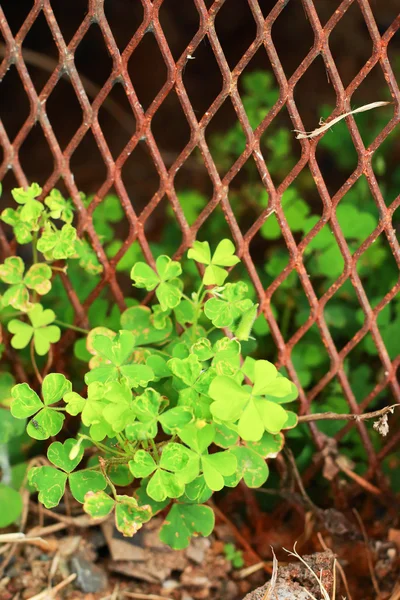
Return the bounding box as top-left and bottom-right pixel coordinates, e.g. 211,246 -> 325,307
8,303 -> 61,355
0,257 -> 52,311
121,305 -> 172,345
64,382 -> 115,441
37,223 -> 77,260
84,331 -> 154,388
102,380 -> 136,433
178,423 -> 237,491
125,388 -> 162,440
160,503 -> 215,549
29,440 -> 107,508
12,183 -> 44,224
11,374 -> 71,440
44,189 -> 74,223
1,207 -> 34,244
130,255 -> 182,311
129,442 -> 190,502
83,492 -> 152,537
28,466 -> 68,509
188,239 -> 240,285
204,282 -> 253,328
168,355 -> 214,419
208,360 -> 294,441
74,238 -> 103,275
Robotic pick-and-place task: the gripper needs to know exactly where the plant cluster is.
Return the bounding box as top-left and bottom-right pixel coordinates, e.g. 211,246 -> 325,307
0,192 -> 298,546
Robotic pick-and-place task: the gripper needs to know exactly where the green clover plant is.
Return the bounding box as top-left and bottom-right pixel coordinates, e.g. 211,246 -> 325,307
3,202 -> 298,548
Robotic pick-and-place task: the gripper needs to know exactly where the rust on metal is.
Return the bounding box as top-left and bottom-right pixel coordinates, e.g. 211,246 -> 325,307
0,0 -> 399,485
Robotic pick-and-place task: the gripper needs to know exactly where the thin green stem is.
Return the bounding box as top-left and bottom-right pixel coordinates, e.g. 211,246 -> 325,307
30,340 -> 43,384
32,231 -> 38,265
149,438 -> 159,461
54,320 -> 90,334
78,434 -> 126,458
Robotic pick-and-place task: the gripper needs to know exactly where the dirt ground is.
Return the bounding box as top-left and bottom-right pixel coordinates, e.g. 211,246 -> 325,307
1,481 -> 399,600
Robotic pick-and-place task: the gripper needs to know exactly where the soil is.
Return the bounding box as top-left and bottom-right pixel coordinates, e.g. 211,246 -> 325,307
1,483 -> 399,600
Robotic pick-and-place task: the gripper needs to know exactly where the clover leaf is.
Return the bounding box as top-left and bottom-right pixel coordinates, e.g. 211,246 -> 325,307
8,303 -> 61,355
160,503 -> 215,549
204,282 -> 253,328
84,491 -> 152,537
129,442 -> 190,502
125,388 -> 192,441
208,360 -> 294,441
84,331 -> 154,388
177,423 -> 237,491
188,239 -> 240,285
11,374 -> 71,440
28,439 -> 107,508
44,189 -> 74,223
12,183 -> 44,224
64,382 -> 115,441
0,257 -> 52,311
168,355 -> 215,419
1,207 -> 33,244
37,223 -> 77,260
120,305 -> 173,345
130,255 -> 182,310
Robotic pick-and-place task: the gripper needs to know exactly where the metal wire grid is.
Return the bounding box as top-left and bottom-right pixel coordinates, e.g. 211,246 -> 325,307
0,0 -> 399,484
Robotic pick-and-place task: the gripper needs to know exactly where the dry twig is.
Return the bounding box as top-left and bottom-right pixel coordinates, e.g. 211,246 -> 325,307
27,573 -> 77,600
294,101 -> 390,139
298,404 -> 399,424
353,509 -> 382,599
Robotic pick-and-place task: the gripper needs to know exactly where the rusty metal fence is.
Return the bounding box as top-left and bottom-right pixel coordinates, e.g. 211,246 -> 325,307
0,0 -> 399,487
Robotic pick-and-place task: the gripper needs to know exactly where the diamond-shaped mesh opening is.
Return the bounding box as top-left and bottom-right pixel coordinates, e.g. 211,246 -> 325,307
206,97 -> 248,179
151,90 -> 191,165
270,1 -> 315,78
344,331 -> 389,405
104,0 -> 144,52
324,280 -> 364,352
182,36 -> 224,119
69,130 -> 108,191
260,106 -> 302,187
293,55 -> 338,135
349,65 -> 394,148
19,123 -> 54,183
303,224 -> 345,296
74,25 -> 113,91
336,176 -> 380,252
144,195 -> 183,259
97,82 -> 137,160
237,53 -> 280,130
356,231 -> 399,308
214,0 -> 257,71
21,11 -> 60,93
291,325 -> 331,390
121,142 -> 161,216
372,129 -> 400,207
0,65 -> 31,141
328,1 -> 374,89
49,0 -> 88,45
228,162 -> 272,235
46,77 -> 84,150
1,1 -> 34,36
271,270 -> 311,343
315,118 -> 359,197
127,31 -> 168,112
159,0 -> 199,62
173,147 -> 214,209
